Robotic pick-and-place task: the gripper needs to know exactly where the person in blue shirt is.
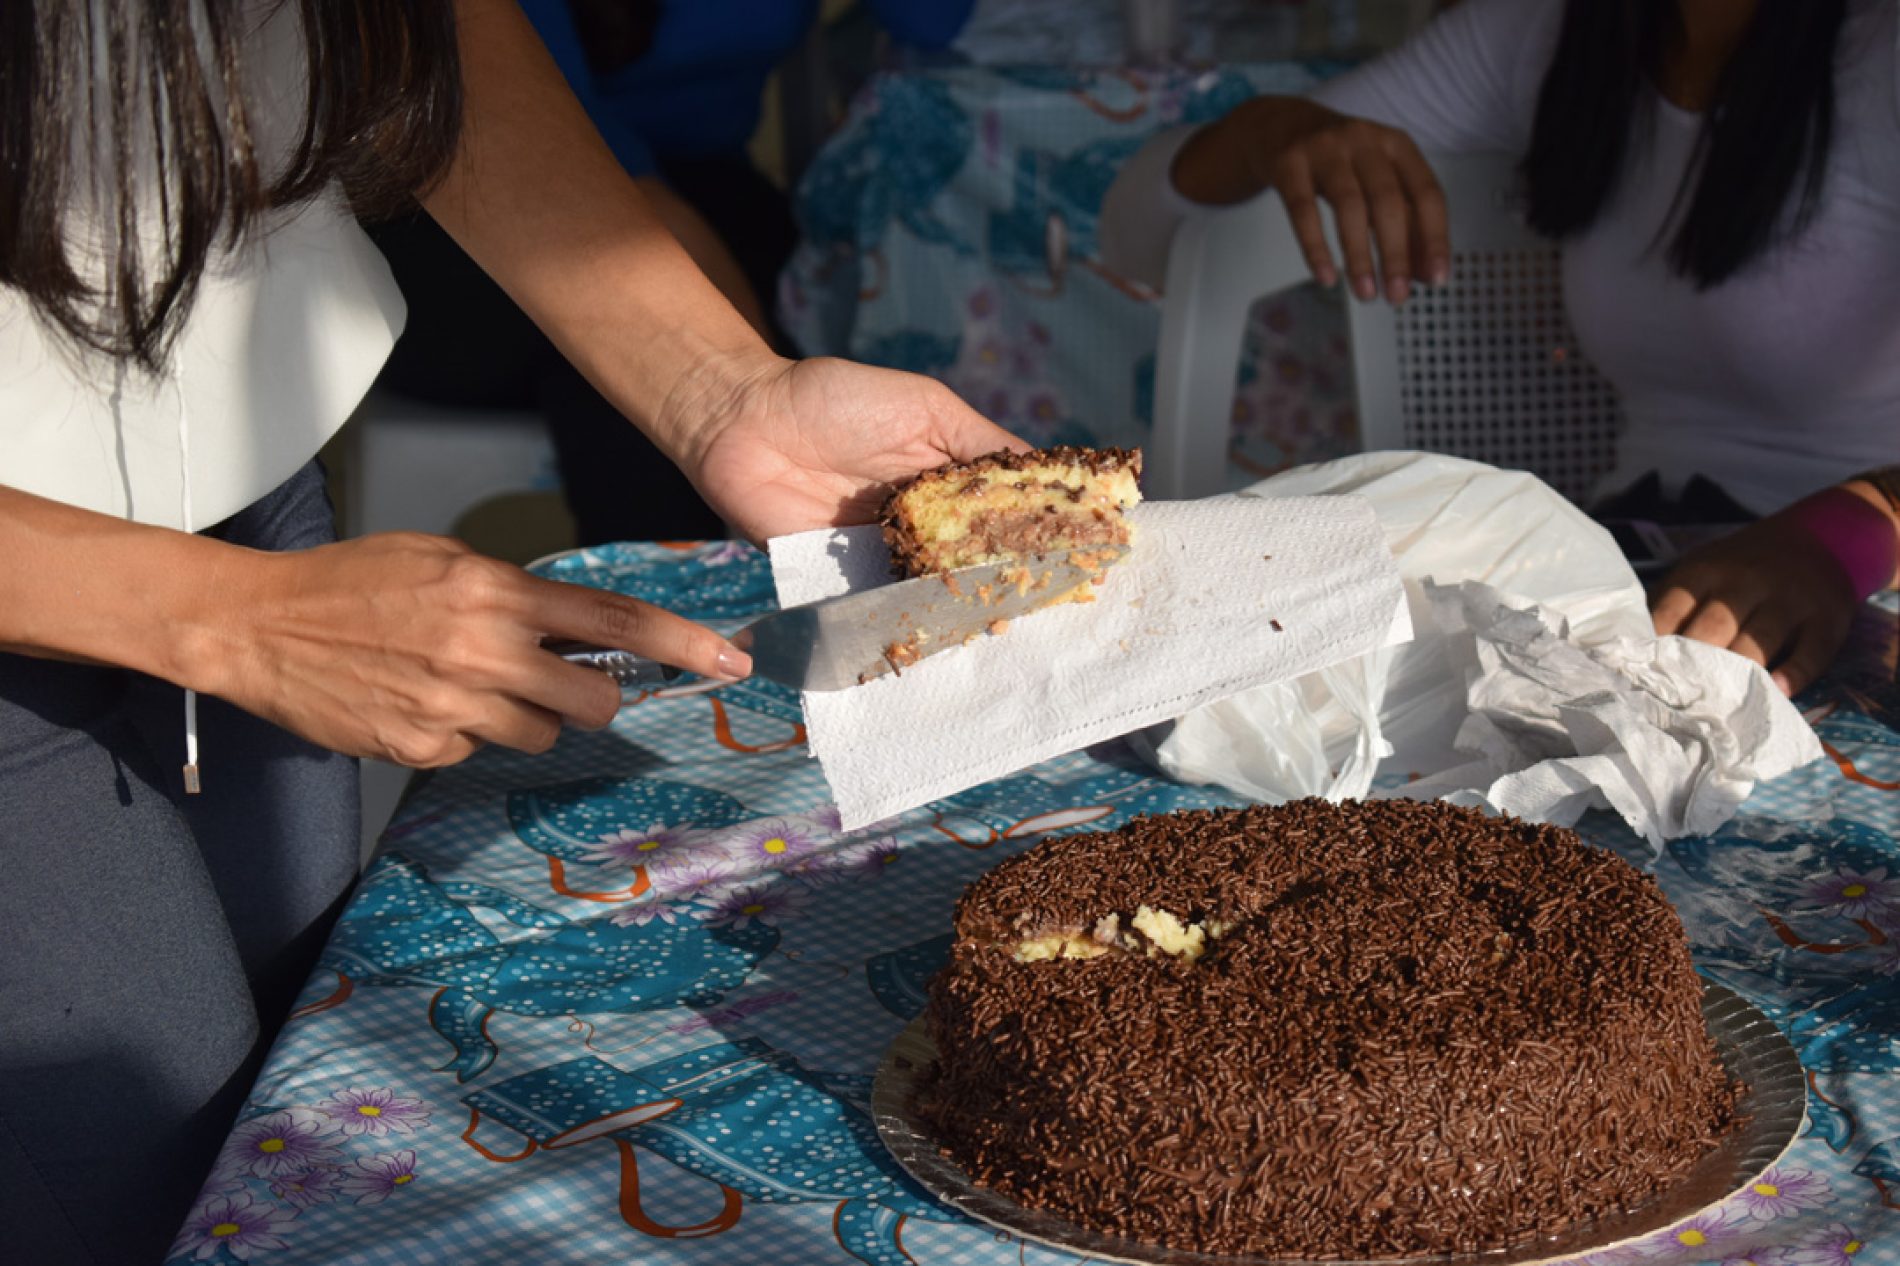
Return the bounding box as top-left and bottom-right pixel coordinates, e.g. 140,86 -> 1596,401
371,0 -> 975,544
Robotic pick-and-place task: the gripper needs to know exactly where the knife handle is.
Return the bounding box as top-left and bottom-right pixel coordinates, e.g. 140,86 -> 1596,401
548,642 -> 683,690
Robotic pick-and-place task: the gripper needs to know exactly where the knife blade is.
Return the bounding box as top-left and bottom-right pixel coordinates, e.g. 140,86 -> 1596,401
554,546 -> 1127,693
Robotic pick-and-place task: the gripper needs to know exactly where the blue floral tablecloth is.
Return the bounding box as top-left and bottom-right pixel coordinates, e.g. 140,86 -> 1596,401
170,543 -> 1900,1266
780,63 -> 1360,488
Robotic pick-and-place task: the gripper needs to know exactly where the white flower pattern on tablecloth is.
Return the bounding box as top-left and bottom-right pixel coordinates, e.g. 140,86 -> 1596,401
337,1150 -> 421,1205
719,817 -> 826,868
1632,1201 -> 1752,1259
314,1087 -> 431,1139
220,1109 -> 342,1180
1780,1223 -> 1870,1265
1736,1168 -> 1837,1220
788,836 -> 902,885
1795,867 -> 1899,920
268,1166 -> 343,1210
702,802 -> 910,894
170,1081 -> 444,1261
599,801 -> 912,931
172,1192 -> 298,1261
651,853 -> 742,902
697,881 -> 811,931
582,825 -> 698,872
609,899 -> 690,928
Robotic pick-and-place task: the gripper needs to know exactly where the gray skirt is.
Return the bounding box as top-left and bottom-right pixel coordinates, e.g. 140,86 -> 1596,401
0,459 -> 360,1264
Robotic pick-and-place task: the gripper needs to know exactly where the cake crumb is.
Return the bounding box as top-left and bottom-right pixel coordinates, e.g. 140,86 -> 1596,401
1270,618 -> 1284,632
1068,547 -> 1123,580
883,639 -> 923,675
987,619 -> 1011,636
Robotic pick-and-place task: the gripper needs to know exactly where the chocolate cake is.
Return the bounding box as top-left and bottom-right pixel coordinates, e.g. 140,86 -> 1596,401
879,446 -> 1141,579
915,798 -> 1742,1259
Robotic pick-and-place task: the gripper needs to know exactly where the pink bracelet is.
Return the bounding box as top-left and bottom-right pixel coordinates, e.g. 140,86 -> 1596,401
1787,487 -> 1899,601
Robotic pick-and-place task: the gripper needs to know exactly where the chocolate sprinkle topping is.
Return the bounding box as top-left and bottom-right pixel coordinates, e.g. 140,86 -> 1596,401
914,798 -> 1743,1260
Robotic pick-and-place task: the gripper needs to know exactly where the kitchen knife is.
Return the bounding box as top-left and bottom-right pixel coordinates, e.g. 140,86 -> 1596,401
554,546 -> 1127,693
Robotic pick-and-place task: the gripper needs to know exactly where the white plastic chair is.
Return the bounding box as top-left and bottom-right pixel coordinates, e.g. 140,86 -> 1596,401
1149,151 -> 1624,502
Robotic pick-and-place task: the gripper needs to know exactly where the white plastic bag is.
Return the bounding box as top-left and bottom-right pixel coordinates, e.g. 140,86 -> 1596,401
1135,451 -> 1819,841
1128,654 -> 1396,803
1136,450 -> 1646,796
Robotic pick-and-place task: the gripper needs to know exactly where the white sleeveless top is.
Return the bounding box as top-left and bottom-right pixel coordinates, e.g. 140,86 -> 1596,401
0,3 -> 404,531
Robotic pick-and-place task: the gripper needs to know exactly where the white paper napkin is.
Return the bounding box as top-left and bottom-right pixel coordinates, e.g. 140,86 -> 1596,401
1395,579 -> 1824,845
770,496 -> 1411,830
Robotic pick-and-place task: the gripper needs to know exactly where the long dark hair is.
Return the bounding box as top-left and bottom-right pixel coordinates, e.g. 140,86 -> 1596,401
0,1 -> 463,372
1521,0 -> 1848,289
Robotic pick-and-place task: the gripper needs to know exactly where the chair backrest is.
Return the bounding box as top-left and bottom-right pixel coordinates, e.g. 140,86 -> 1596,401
1149,151 -> 1623,501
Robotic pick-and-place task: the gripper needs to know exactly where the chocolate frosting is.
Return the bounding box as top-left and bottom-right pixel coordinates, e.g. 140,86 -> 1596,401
915,798 -> 1742,1259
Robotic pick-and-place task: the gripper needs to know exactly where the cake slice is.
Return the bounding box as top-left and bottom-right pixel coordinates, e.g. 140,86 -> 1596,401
879,446 -> 1141,579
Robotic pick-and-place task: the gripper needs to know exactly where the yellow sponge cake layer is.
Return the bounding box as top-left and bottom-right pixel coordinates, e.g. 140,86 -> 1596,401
880,447 -> 1141,578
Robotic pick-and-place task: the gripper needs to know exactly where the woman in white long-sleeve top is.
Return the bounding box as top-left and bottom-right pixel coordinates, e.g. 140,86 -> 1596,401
1102,0 -> 1900,696
0,3 -> 1019,1260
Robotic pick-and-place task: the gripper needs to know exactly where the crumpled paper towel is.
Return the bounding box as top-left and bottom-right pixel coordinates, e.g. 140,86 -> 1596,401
1399,579 -> 1824,844
769,497 -> 1411,830
1140,452 -> 1824,845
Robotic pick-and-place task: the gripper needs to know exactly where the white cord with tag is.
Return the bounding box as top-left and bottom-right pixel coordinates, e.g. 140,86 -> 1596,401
175,377 -> 202,794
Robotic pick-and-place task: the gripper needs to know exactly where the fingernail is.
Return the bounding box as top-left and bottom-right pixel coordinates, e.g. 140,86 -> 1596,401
1387,276 -> 1409,305
1771,671 -> 1792,696
1354,276 -> 1376,301
716,648 -> 753,680
1431,260 -> 1450,286
1316,265 -> 1338,288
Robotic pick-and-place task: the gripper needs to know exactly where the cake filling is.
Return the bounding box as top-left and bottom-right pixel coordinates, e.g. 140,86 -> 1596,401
1008,907 -> 1230,963
880,446 -> 1141,580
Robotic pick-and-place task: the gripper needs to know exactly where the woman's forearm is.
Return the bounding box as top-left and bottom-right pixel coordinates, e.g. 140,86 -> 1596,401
635,176 -> 770,340
0,476 -> 751,764
0,483 -> 250,690
423,0 -> 776,472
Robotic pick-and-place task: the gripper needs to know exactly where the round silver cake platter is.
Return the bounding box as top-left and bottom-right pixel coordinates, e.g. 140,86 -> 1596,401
871,980 -> 1805,1266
